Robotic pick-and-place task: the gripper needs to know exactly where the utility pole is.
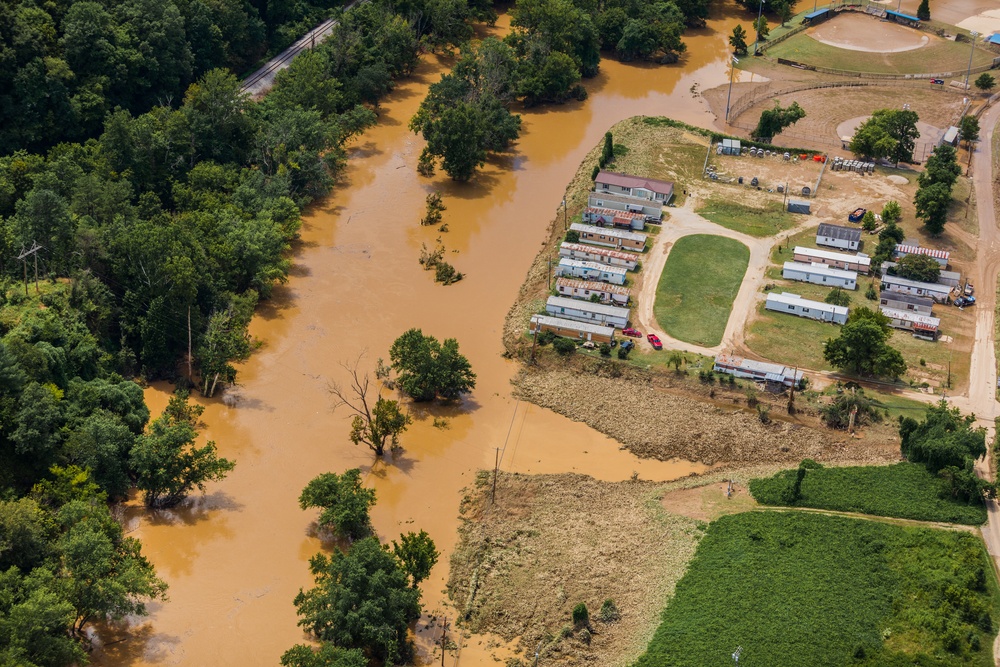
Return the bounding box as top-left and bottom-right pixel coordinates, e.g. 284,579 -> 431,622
562,199 -> 568,230
17,242 -> 43,296
440,617 -> 448,666
965,32 -> 980,91
753,0 -> 766,56
530,322 -> 539,363
492,447 -> 500,503
725,56 -> 739,123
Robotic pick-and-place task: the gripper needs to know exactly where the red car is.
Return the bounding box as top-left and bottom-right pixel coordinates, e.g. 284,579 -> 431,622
647,333 -> 662,350
622,327 -> 642,338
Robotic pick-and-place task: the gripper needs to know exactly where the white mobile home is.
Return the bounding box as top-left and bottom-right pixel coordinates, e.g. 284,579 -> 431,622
582,207 -> 647,231
595,171 -> 674,203
880,274 -> 952,302
530,314 -> 616,344
765,292 -> 848,324
588,192 -> 663,219
879,292 -> 934,315
559,242 -> 640,270
570,223 -> 647,252
782,261 -> 858,290
556,278 -> 630,306
879,306 -> 940,337
556,258 -> 627,285
881,262 -> 960,288
792,246 -> 871,274
892,244 -> 949,267
816,223 -> 862,251
713,353 -> 804,388
545,296 -> 630,329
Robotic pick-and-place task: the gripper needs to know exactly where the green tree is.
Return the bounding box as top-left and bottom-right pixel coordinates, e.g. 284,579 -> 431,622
293,537 -> 421,664
894,254 -> 941,283
752,101 -> 805,142
959,114 -> 980,148
753,15 -> 769,48
917,0 -> 930,20
918,144 -> 961,189
900,401 -> 986,473
820,388 -> 883,429
330,364 -> 411,457
0,498 -> 52,572
392,530 -> 439,587
778,2 -> 793,26
975,72 -> 995,92
130,392 -> 235,508
196,291 -> 257,397
729,24 -> 748,55
0,566 -> 86,667
881,200 -> 902,225
280,644 -> 367,667
298,469 -> 376,540
823,308 -> 906,379
851,109 -> 919,164
825,287 -> 851,307
860,210 -> 877,232
601,132 -> 614,167
914,181 -> 952,235
389,329 -> 476,402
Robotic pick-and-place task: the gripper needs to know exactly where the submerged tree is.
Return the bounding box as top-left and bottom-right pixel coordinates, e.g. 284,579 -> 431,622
330,360 -> 411,457
389,329 -> 476,401
392,530 -> 439,587
729,24 -> 748,55
298,468 -> 376,540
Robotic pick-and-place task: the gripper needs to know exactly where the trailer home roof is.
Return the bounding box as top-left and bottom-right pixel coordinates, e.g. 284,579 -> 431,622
894,244 -> 950,262
782,261 -> 858,281
546,296 -> 630,319
766,292 -> 848,317
556,278 -> 631,296
530,314 -> 616,337
880,274 -> 952,295
595,171 -> 674,198
585,207 -> 645,221
816,223 -> 862,243
880,307 -> 941,330
793,246 -> 871,268
558,258 -> 628,275
570,223 -> 647,243
560,242 -> 641,263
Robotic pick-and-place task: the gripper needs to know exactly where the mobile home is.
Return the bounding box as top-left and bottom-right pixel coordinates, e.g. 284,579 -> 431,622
587,192 -> 663,219
595,171 -> 674,203
556,258 -> 628,285
792,246 -> 871,274
545,296 -> 630,329
529,314 -> 616,344
782,261 -> 858,290
556,278 -> 630,306
581,207 -> 646,231
880,274 -> 952,302
765,292 -> 848,324
570,223 -> 647,252
879,292 -> 934,315
816,223 -> 862,251
879,306 -> 940,337
559,242 -> 640,270
713,353 -> 804,388
893,244 -> 950,267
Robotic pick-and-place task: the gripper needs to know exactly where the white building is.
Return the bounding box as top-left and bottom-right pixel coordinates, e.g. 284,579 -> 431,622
782,261 -> 858,290
879,306 -> 940,337
556,278 -> 630,306
587,191 -> 662,219
559,242 -> 640,270
879,292 -> 934,315
570,223 -> 647,251
880,274 -> 952,302
892,244 -> 949,267
713,353 -> 804,388
556,258 -> 627,285
545,296 -> 630,329
529,315 -> 616,344
765,292 -> 848,324
792,246 -> 871,274
816,223 -> 862,251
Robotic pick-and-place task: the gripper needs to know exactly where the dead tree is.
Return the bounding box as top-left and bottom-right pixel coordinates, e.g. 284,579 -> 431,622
330,358 -> 411,457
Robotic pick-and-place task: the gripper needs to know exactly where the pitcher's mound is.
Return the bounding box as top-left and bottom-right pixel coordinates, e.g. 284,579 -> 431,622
807,13 -> 930,53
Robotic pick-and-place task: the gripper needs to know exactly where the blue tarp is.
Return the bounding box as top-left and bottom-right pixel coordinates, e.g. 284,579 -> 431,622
885,9 -> 921,22
987,33 -> 1000,45
804,8 -> 830,19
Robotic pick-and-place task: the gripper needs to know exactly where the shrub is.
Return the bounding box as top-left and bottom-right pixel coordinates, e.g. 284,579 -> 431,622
565,230 -> 580,243
553,337 -> 576,356
617,346 -> 630,359
434,261 -> 464,285
572,603 -> 590,628
599,343 -> 611,357
600,599 -> 621,623
537,331 -> 556,346
578,628 -> 592,645
757,405 -> 770,424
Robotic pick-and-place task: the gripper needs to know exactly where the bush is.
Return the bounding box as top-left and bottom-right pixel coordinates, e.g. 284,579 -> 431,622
553,337 -> 577,356
434,261 -> 464,285
537,331 -> 556,346
600,599 -> 621,623
617,346 -> 630,359
572,603 -> 590,628
565,230 -> 580,243
599,343 -> 611,357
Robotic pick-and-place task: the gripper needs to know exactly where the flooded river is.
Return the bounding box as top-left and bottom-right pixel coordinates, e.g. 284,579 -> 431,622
96,5 -> 749,665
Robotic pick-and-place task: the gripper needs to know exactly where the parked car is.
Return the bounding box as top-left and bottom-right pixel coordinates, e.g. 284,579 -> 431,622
647,333 -> 662,350
955,296 -> 976,307
622,327 -> 642,338
620,339 -> 634,351
964,283 -> 974,296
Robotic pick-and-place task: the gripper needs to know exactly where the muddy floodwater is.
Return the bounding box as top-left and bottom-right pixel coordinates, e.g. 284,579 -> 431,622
95,5 -> 751,666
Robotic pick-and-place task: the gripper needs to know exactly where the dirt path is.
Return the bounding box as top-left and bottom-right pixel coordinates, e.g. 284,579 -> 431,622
633,194 -> 818,356
753,505 -> 980,533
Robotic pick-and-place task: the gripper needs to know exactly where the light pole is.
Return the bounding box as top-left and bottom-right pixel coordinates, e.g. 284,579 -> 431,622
753,0 -> 766,55
561,198 -> 567,230
725,55 -> 740,123
964,31 -> 979,90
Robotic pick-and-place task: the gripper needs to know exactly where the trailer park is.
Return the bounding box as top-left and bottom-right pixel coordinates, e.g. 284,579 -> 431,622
522,116 -> 977,396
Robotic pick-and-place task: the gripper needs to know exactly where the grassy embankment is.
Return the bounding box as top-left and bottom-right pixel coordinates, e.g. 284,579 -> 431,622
750,462 -> 988,525
767,32 -> 995,74
654,235 -> 749,347
632,511 -> 1000,666
697,198 -> 797,238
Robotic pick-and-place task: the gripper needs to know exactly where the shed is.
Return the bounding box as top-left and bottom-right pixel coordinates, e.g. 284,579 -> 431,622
885,9 -> 920,24
803,7 -> 831,23
816,223 -> 862,251
787,199 -> 811,214
721,138 -> 741,155
556,258 -> 628,285
530,314 -> 616,344
942,126 -> 960,146
545,296 -> 630,329
556,278 -> 631,306
765,292 -> 848,324
782,261 -> 858,290
988,33 -> 1000,46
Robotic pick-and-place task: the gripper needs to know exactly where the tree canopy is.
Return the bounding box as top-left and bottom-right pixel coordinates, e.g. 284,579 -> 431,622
389,329 -> 477,401
299,469 -> 376,540
752,101 -> 806,142
893,254 -> 941,283
850,109 -> 920,165
823,307 -> 906,379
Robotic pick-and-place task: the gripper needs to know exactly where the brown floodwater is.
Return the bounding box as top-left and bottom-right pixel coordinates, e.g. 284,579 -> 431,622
93,5 -> 754,666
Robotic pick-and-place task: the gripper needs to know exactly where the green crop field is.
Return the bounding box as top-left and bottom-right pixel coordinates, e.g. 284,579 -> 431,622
655,235 -> 749,347
767,32 -> 994,74
750,462 -> 988,525
633,512 -> 999,667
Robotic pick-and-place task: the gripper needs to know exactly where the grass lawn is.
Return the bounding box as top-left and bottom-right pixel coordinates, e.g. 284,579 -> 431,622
655,235 -> 749,347
632,512 -> 1000,667
697,198 -> 796,238
750,462 -> 988,525
767,31 -> 995,74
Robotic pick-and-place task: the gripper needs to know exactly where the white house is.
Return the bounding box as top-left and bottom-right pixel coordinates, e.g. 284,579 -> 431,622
893,244 -> 949,267
713,353 -> 804,388
595,171 -> 674,203
782,261 -> 858,290
530,314 -> 616,344
765,292 -> 848,324
545,296 -> 630,329
879,292 -> 934,315
879,306 -> 940,337
792,246 -> 871,274
559,242 -> 640,270
880,274 -> 952,302
816,223 -> 862,251
556,258 -> 628,285
587,192 -> 663,219
582,207 -> 646,231
880,262 -> 961,288
556,278 -> 630,306
570,223 -> 647,251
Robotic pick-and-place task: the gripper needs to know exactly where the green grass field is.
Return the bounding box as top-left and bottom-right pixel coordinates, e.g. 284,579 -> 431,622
632,512 -> 999,667
750,462 -> 988,525
768,31 -> 995,74
697,198 -> 796,238
655,235 -> 749,347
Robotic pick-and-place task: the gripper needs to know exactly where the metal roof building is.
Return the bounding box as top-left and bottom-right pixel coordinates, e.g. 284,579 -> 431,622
892,244 -> 950,267
713,353 -> 804,388
530,314 -> 616,344
816,223 -> 862,251
545,296 -> 631,328
766,292 -> 848,324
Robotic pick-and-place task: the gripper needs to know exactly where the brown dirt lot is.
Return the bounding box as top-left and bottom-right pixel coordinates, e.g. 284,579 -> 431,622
807,13 -> 930,52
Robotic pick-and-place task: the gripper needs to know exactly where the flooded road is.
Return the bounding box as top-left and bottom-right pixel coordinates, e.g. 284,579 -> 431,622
96,6 -> 748,665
